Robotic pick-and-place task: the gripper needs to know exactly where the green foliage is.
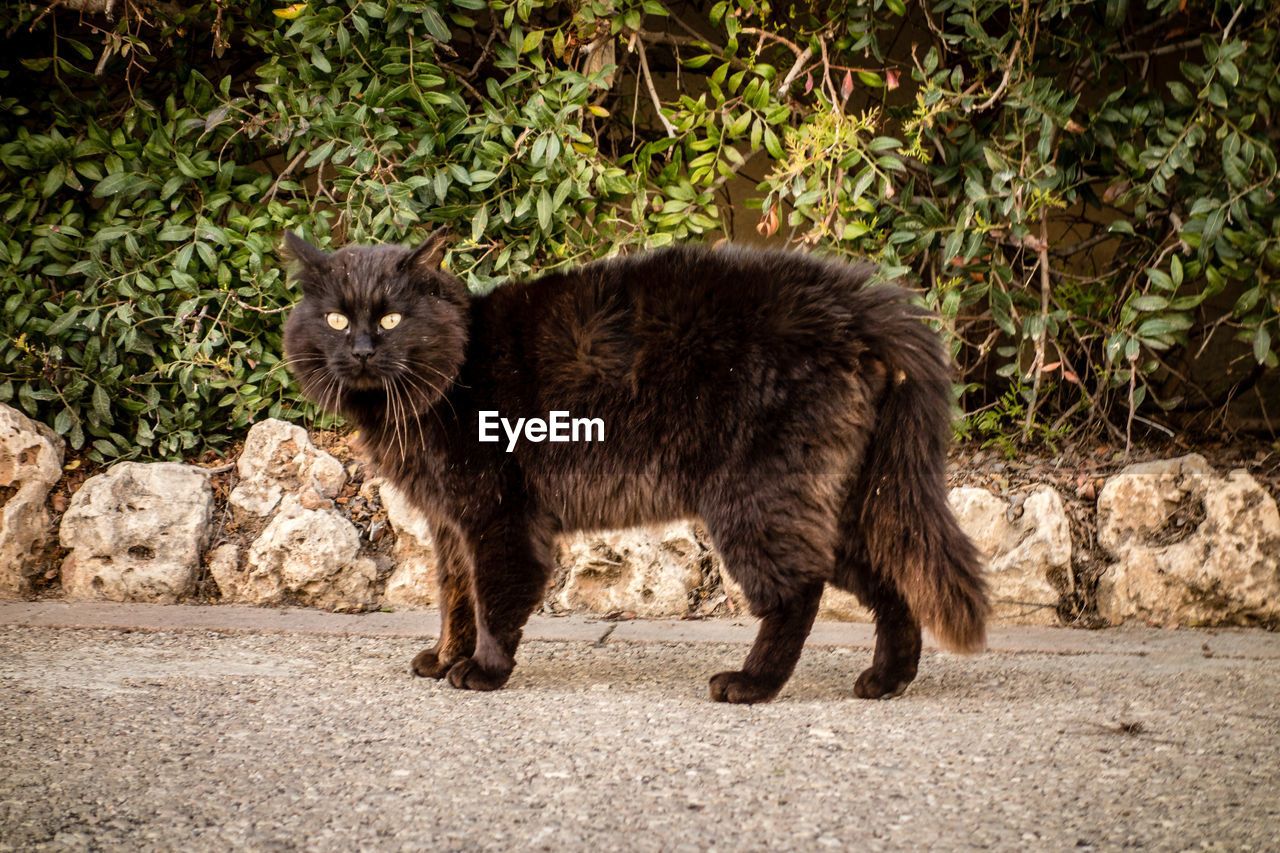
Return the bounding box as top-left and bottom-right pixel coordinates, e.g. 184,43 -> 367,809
1,0 -> 1277,460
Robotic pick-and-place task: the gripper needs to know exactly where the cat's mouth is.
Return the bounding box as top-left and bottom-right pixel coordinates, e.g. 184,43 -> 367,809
343,369 -> 385,391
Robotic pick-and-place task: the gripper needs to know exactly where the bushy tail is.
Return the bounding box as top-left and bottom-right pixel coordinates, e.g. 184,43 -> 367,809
852,287 -> 989,653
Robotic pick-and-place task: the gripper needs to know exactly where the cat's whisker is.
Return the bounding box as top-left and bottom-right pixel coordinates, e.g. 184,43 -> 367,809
394,374 -> 431,453
381,378 -> 400,463
394,380 -> 409,462
401,364 -> 460,425
392,367 -> 448,440
387,376 -> 409,464
407,376 -> 453,435
417,359 -> 466,392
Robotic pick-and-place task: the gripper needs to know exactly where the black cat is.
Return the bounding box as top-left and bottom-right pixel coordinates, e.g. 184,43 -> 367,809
282,230 -> 987,703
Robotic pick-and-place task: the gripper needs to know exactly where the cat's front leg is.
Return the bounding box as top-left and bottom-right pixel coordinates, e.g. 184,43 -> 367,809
411,521 -> 477,679
441,514 -> 555,692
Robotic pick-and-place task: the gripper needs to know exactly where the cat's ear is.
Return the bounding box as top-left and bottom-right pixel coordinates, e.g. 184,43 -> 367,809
281,230 -> 330,272
399,227 -> 453,275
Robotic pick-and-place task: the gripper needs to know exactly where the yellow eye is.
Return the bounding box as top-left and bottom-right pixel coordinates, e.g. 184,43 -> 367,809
326,313 -> 349,331
380,313 -> 402,330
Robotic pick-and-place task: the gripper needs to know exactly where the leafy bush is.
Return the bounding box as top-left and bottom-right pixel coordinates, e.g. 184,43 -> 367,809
1,0 -> 1277,461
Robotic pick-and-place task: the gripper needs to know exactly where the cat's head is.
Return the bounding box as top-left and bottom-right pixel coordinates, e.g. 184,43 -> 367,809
282,228 -> 469,418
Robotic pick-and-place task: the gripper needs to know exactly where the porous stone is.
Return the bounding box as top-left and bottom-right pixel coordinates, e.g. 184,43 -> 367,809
60,462 -> 213,603
1096,454 -> 1280,627
380,481 -> 437,608
206,542 -> 241,602
221,496 -> 377,612
817,589 -> 873,622
0,404 -> 65,597
556,523 -> 709,617
949,486 -> 1070,626
228,419 -> 346,517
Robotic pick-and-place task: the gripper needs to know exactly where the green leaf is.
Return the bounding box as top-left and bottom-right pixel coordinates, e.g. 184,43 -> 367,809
536,187 -> 553,231
1129,295 -> 1169,311
311,46 -> 332,74
93,172 -> 141,198
92,384 -> 112,422
422,6 -> 452,41
763,127 -> 783,159
989,287 -> 1016,335
41,163 -> 66,197
1254,324 -> 1272,364
1145,268 -> 1175,291
46,309 -> 81,337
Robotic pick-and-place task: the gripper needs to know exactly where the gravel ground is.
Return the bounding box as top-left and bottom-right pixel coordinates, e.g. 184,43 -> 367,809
1,616 -> 1278,852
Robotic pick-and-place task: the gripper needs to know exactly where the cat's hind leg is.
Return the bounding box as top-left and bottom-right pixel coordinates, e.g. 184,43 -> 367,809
830,531 -> 922,700
708,580 -> 824,704
701,498 -> 835,704
411,521 -> 477,678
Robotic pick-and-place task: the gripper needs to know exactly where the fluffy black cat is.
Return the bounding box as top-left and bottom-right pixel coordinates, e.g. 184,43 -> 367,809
282,230 -> 987,703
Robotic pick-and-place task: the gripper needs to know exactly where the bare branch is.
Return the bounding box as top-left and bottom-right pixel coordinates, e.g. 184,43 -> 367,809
775,45 -> 814,98
635,37 -> 676,139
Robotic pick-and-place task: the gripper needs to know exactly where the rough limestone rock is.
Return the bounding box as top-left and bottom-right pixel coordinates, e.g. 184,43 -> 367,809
817,589 -> 874,622
228,419 -> 346,518
206,542 -> 241,601
0,404 -> 65,597
1096,454 -> 1280,627
60,462 -> 213,603
223,496 -> 378,611
380,481 -> 437,608
949,486 -> 1070,626
556,523 -> 709,617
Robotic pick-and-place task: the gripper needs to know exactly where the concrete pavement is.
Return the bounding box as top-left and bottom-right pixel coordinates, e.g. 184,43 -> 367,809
2,602 -> 1278,851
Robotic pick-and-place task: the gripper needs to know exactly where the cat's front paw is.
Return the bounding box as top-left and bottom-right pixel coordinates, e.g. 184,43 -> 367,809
445,657 -> 512,691
853,666 -> 912,700
410,648 -> 454,679
709,670 -> 780,704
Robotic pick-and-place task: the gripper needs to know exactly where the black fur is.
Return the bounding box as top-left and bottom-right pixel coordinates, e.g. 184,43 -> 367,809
283,233 -> 988,703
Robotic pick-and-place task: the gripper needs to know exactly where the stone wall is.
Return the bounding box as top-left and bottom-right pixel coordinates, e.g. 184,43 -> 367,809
3,406 -> 1278,628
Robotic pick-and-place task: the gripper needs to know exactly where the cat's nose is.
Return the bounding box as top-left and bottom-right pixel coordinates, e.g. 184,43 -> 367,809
352,333 -> 374,361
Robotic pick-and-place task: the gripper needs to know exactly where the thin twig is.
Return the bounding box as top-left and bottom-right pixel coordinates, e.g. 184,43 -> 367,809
974,41 -> 1019,111
441,63 -> 485,102
636,29 -> 752,72
1125,363 -> 1137,458
469,26 -> 498,77
817,34 -> 837,104
1023,215 -> 1053,440
1112,39 -> 1201,61
635,38 -> 676,138
776,45 -> 814,97
1050,231 -> 1117,258
231,296 -> 291,315
739,27 -> 804,57
265,149 -> 307,204
1221,3 -> 1247,42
